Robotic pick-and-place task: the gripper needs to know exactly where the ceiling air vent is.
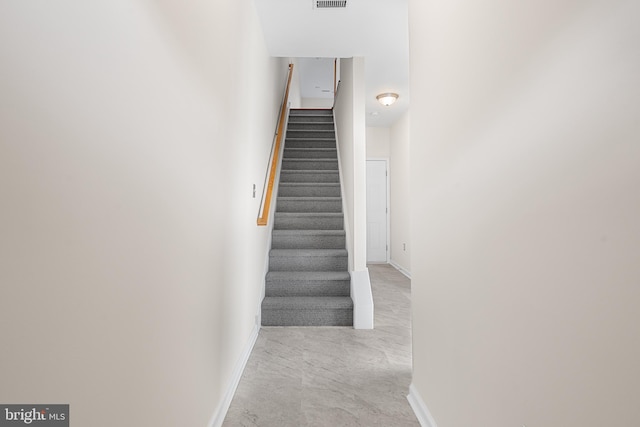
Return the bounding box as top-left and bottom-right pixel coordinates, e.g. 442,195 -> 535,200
314,0 -> 348,9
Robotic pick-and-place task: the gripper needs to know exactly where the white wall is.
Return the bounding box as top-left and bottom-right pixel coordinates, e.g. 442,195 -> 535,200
389,111 -> 411,274
288,58 -> 302,109
0,1 -> 287,426
301,97 -> 334,109
409,0 -> 640,426
366,127 -> 391,159
334,57 -> 369,272
334,57 -> 373,329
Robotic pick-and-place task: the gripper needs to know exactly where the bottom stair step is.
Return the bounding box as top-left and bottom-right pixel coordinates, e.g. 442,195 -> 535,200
261,296 -> 353,326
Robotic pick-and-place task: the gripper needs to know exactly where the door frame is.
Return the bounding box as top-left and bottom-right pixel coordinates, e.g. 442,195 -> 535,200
366,158 -> 391,264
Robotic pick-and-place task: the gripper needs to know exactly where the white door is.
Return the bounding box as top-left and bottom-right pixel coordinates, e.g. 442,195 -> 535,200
366,160 -> 388,263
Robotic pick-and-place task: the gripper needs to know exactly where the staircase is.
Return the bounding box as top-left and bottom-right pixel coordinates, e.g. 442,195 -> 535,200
261,109 -> 353,326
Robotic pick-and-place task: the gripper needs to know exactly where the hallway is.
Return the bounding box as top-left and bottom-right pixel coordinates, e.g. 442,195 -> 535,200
223,264 -> 419,426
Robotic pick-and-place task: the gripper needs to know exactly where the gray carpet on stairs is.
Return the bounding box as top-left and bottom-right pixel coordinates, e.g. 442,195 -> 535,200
261,108 -> 353,327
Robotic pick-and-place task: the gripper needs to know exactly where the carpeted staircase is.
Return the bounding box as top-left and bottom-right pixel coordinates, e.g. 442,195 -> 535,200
261,109 -> 353,326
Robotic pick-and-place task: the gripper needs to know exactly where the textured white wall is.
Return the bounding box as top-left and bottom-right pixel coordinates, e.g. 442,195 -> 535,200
389,111 -> 411,274
0,1 -> 287,425
409,0 -> 640,426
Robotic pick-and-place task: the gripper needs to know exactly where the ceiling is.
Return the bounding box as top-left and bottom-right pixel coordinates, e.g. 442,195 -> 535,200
254,0 -> 409,127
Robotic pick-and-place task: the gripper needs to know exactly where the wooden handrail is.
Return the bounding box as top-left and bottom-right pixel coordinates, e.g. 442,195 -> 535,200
257,63 -> 294,226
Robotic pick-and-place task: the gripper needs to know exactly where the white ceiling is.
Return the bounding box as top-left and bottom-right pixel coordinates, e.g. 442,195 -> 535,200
254,0 -> 409,127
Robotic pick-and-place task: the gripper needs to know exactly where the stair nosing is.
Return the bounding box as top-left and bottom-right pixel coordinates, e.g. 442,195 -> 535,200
278,182 -> 340,186
284,147 -> 338,151
270,248 -> 347,256
281,169 -> 338,173
277,196 -> 341,200
272,229 -> 345,235
275,212 -> 342,216
266,271 -> 350,278
286,130 -> 335,133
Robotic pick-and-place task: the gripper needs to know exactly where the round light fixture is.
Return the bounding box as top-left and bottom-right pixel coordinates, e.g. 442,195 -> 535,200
376,92 -> 399,106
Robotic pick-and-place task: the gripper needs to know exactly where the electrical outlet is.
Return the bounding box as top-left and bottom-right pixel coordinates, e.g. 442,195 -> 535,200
252,184 -> 256,198
403,243 -> 406,251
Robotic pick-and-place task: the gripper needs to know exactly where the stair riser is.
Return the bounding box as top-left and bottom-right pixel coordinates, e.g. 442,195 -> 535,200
284,149 -> 337,159
261,309 -> 352,326
276,199 -> 342,213
285,139 -> 336,149
288,115 -> 334,123
269,255 -> 348,271
278,185 -> 341,197
286,130 -> 336,139
271,234 -> 346,249
265,281 -> 350,297
274,215 -> 343,230
281,160 -> 338,171
280,172 -> 339,183
289,109 -> 332,116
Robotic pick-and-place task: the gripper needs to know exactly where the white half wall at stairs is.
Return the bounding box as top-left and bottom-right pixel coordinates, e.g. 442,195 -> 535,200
351,269 -> 374,329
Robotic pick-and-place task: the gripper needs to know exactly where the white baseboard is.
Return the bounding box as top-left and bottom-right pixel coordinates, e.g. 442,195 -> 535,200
390,260 -> 412,279
208,323 -> 260,427
407,383 -> 438,427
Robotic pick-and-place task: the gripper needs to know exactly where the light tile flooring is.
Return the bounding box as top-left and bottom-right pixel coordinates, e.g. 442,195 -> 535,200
223,264 -> 419,426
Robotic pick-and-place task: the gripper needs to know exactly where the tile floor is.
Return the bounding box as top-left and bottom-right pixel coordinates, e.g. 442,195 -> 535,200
223,264 -> 419,426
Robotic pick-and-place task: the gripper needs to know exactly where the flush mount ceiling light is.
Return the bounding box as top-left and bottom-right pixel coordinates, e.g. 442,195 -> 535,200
376,93 -> 399,106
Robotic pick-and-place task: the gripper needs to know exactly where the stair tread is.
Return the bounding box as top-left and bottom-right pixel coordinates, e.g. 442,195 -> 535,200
270,248 -> 347,256
262,296 -> 353,310
288,125 -> 334,127
266,271 -> 350,280
272,229 -> 345,235
285,147 -> 336,150
289,111 -> 333,115
283,158 -> 337,161
285,137 -> 336,141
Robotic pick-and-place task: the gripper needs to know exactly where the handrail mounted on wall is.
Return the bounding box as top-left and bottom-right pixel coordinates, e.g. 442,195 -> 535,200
257,63 -> 294,226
